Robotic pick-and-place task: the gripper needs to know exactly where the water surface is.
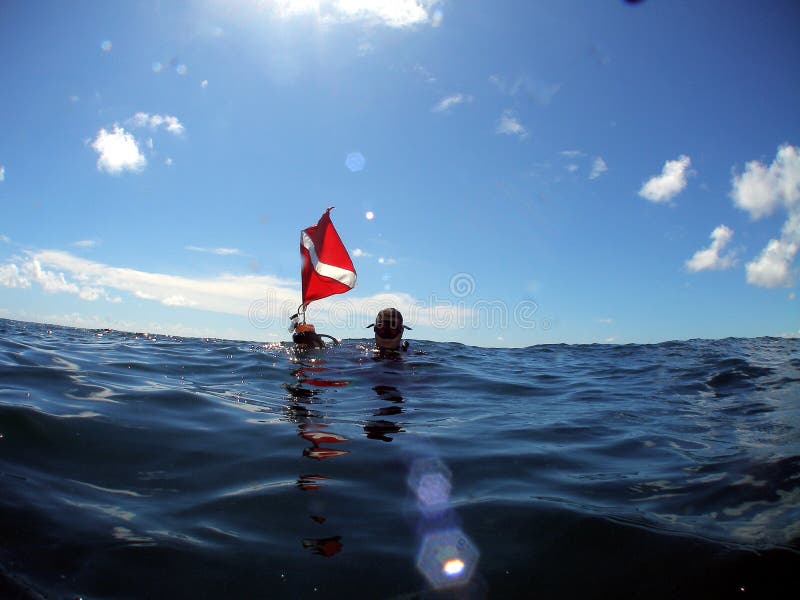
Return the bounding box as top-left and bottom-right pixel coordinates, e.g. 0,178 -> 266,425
0,318 -> 798,598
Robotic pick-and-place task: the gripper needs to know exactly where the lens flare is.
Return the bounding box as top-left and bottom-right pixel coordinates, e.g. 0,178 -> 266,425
417,472 -> 451,507
365,211 -> 374,221
443,558 -> 465,576
416,529 -> 479,589
346,152 -> 365,172
408,458 -> 452,510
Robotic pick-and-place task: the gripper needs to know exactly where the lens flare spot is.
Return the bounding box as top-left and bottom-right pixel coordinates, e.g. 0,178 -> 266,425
346,152 -> 365,172
416,529 -> 479,589
443,558 -> 465,576
365,211 -> 375,221
408,458 -> 452,510
418,472 -> 451,506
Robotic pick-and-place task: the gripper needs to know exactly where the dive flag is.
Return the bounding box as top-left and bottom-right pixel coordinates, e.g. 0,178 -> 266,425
300,208 -> 357,306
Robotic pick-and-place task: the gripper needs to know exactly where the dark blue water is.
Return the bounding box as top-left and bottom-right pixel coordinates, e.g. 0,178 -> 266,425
1,318 -> 798,599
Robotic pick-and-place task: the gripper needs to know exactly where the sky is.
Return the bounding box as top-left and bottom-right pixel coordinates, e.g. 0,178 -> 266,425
1,0 -> 799,347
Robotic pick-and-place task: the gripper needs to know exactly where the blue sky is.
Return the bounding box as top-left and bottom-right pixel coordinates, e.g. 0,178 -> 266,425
1,0 -> 799,347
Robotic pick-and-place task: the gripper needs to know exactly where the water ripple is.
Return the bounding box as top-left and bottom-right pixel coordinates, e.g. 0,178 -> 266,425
0,319 -> 798,598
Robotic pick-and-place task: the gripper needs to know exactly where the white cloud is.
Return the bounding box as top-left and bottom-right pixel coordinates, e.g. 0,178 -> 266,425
185,246 -> 243,256
432,93 -> 471,113
639,155 -> 692,203
0,255 -> 112,301
91,127 -> 146,174
335,0 -> 435,27
92,112 -> 186,175
352,248 -> 371,258
0,250 -> 297,315
272,0 -> 322,17
596,318 -> 614,324
0,234 -> 10,244
72,239 -> 99,248
0,248 -> 473,335
79,286 -> 104,301
560,150 -> 583,158
201,80 -> 208,89
732,144 -> 800,288
489,74 -> 561,105
378,257 -> 397,265
566,164 -> 579,173
745,236 -> 798,288
685,225 -> 737,272
496,110 -> 528,139
271,0 -> 440,28
162,295 -> 196,307
590,156 -> 608,180
731,145 -> 800,219
0,262 -> 29,288
413,64 -> 436,83
128,112 -> 185,135
0,165 -> 5,182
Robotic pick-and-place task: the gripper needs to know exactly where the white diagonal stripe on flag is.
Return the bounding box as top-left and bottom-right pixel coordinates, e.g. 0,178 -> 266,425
301,231 -> 357,288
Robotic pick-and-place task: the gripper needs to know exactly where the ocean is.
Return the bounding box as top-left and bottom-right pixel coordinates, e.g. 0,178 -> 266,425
0,317 -> 798,599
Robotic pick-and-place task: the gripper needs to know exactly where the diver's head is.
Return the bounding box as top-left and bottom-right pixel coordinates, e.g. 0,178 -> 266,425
373,307 -> 408,350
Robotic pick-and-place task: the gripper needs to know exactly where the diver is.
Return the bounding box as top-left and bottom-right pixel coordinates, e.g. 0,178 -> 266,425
367,307 -> 411,353
289,312 -> 339,349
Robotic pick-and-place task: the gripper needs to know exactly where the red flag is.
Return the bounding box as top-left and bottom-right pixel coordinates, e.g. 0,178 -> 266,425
300,208 -> 357,306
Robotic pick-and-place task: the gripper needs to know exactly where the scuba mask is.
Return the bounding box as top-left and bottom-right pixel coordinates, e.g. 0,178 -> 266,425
370,308 -> 410,350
